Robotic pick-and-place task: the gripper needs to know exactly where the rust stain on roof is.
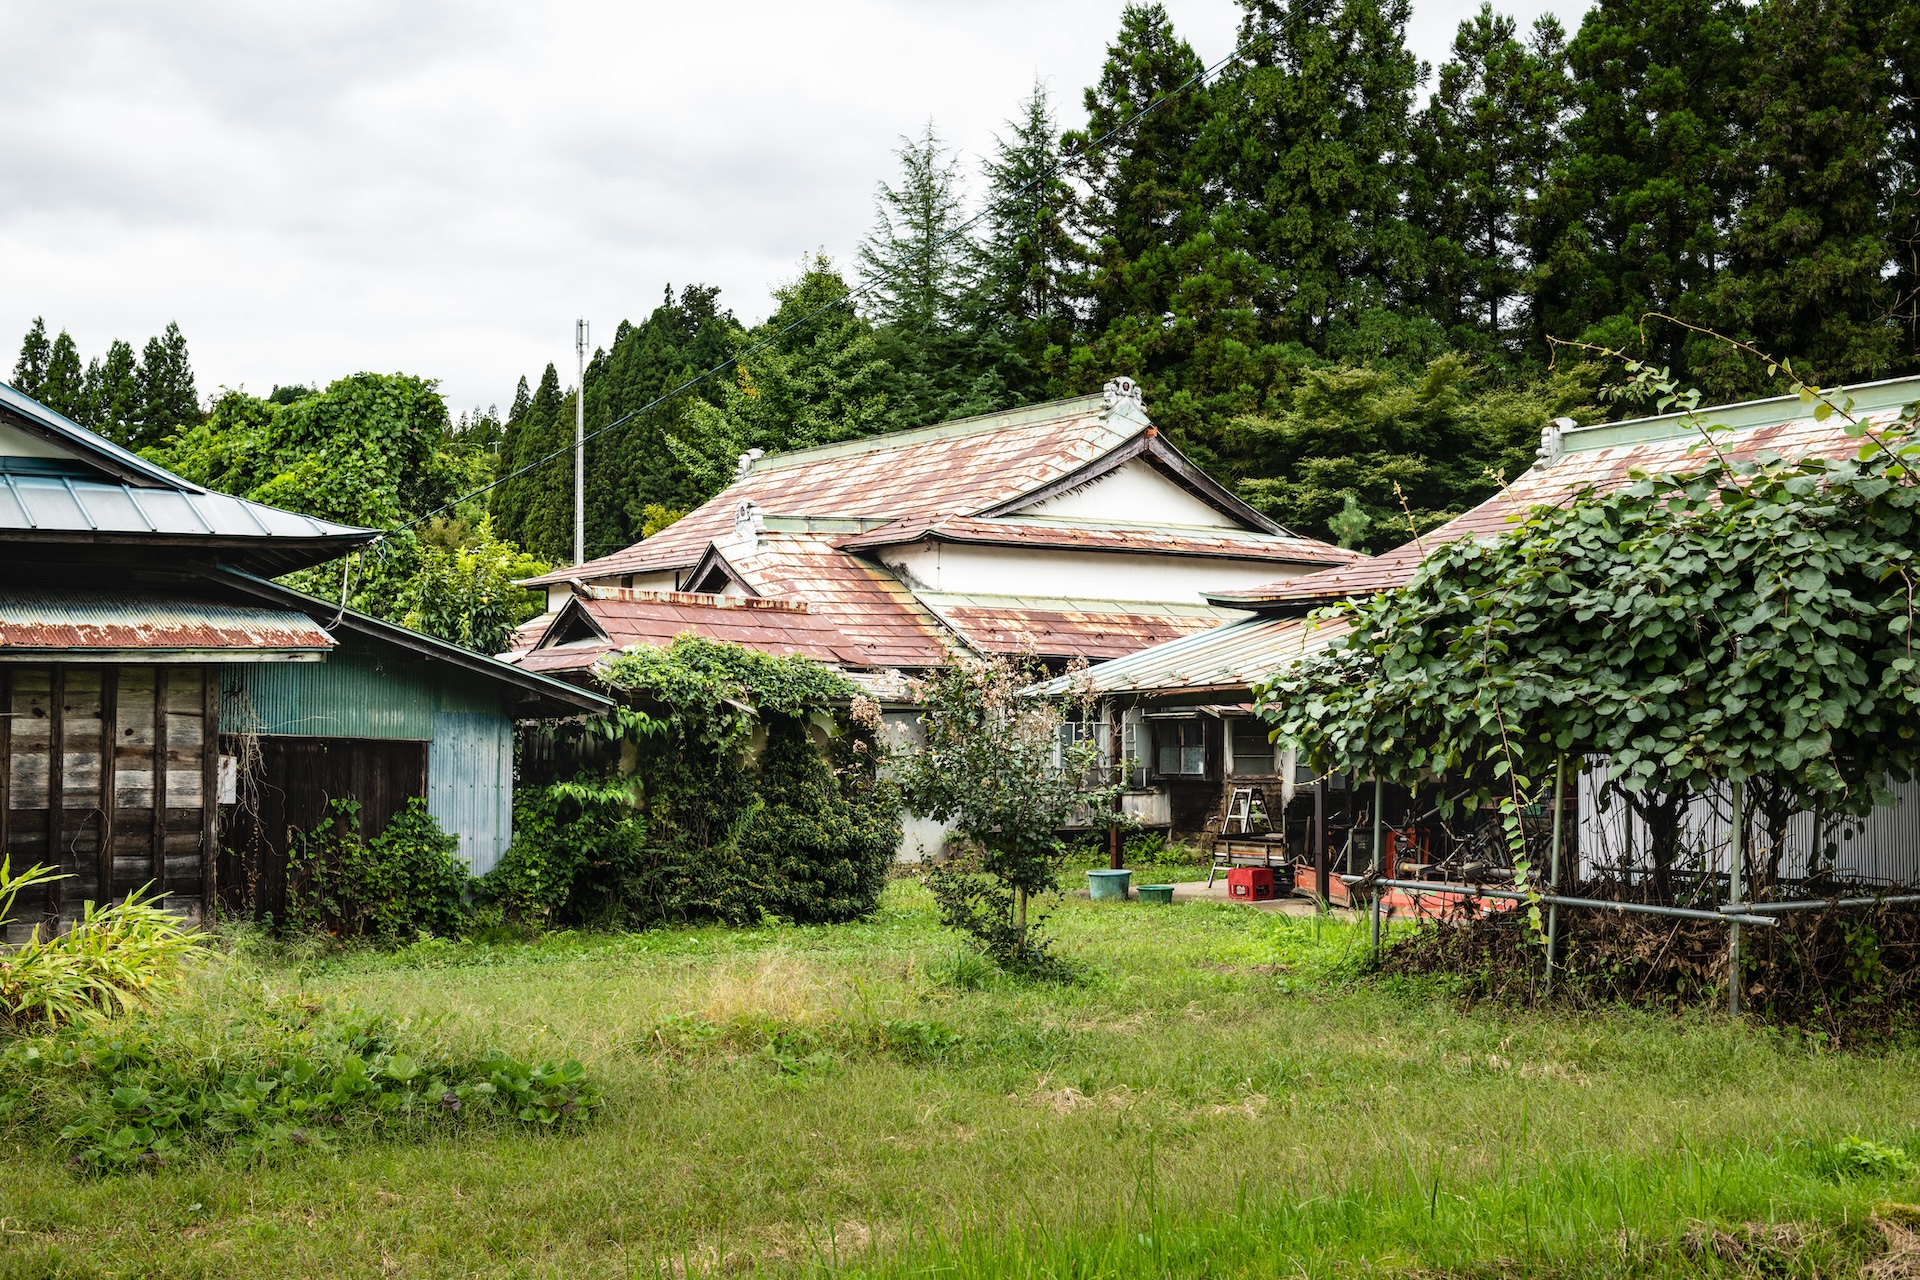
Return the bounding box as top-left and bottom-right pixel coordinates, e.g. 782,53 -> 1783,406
938,605 -> 1224,660
0,589 -> 334,653
839,515 -> 1363,564
1210,403 -> 1900,609
517,586 -> 868,674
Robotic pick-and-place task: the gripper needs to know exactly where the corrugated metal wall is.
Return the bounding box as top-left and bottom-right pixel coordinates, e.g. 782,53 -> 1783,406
427,710 -> 513,875
221,635 -> 516,877
224,637 -> 433,739
1578,760 -> 1920,887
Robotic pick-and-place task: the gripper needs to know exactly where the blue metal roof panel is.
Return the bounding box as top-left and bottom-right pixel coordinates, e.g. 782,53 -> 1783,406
0,380 -> 205,491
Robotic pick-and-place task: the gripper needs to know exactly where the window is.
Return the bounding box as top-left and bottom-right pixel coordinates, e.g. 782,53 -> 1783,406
1154,719 -> 1205,776
1229,718 -> 1274,776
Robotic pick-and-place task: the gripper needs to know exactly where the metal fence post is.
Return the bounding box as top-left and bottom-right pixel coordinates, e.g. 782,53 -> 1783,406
1729,778 -> 1744,1018
1371,777 -> 1384,956
1546,755 -> 1566,996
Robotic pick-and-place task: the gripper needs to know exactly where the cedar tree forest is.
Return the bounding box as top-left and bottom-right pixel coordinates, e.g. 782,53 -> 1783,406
13,0 -> 1920,648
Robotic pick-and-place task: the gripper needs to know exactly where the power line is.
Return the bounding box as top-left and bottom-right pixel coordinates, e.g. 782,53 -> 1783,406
377,31 -> 1266,552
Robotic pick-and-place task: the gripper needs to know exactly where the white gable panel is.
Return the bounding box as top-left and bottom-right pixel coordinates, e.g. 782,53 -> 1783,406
0,421 -> 74,459
880,541 -> 1317,604
1020,459 -> 1238,529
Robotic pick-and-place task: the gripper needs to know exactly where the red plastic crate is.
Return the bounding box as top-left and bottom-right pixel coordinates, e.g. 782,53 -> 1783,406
1227,866 -> 1276,900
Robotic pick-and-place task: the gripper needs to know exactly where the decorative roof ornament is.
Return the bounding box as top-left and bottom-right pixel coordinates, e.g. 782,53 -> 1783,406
1101,376 -> 1144,415
1538,417 -> 1576,467
734,448 -> 765,481
731,498 -> 765,552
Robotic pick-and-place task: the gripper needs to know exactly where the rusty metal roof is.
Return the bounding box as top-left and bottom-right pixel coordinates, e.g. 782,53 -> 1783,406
1208,378 -> 1920,609
1033,613 -> 1353,698
914,592 -> 1241,660
724,535 -> 956,667
524,393 -> 1354,588
0,589 -> 335,657
840,515 -> 1363,564
515,587 -> 873,674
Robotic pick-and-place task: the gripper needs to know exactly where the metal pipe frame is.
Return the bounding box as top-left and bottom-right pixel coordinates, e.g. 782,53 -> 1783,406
1341,875 -> 1780,927
1721,892 -> 1920,915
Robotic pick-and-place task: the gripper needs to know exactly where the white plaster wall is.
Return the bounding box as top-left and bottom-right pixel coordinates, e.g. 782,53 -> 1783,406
879,542 -> 1318,604
1022,459 -> 1235,528
0,421 -> 73,458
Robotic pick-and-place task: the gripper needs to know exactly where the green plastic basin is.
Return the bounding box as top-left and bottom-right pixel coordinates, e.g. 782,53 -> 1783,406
1138,884 -> 1176,904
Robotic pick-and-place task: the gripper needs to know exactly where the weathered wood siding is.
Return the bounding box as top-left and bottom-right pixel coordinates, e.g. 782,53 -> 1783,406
1,664 -> 216,940
215,736 -> 429,924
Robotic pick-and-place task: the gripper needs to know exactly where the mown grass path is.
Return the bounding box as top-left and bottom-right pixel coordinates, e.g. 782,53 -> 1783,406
3,881 -> 1917,1278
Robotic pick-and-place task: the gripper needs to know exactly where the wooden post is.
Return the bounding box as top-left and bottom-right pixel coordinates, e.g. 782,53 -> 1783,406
201,668 -> 220,923
99,667 -> 118,904
152,666 -> 169,893
1728,778 -> 1744,1018
0,668 -> 12,874
1313,774 -> 1328,912
1370,777 -> 1384,955
1545,755 -> 1566,996
1108,713 -> 1123,871
47,666 -> 65,923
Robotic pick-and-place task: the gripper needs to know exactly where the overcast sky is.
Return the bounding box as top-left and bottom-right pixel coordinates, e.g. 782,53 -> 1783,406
1,0 -> 1590,414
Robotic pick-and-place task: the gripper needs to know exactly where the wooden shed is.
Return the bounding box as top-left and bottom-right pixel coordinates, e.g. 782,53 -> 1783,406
0,381 -> 607,940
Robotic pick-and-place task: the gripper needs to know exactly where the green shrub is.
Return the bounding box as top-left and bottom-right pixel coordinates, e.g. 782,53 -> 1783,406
283,798 -> 469,941
1809,1136 -> 1919,1181
502,636 -> 902,929
0,977 -> 601,1174
0,861 -> 209,1029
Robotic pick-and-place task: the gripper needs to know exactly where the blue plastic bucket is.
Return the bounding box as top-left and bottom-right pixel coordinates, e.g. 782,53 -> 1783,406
1088,869 -> 1132,901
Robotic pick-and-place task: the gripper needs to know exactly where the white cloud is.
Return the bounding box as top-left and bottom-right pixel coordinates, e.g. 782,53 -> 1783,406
0,0 -> 1588,411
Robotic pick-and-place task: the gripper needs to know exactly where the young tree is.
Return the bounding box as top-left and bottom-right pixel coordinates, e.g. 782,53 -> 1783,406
12,317 -> 49,399
489,363 -> 571,560
898,655 -> 1114,975
859,121 -> 973,338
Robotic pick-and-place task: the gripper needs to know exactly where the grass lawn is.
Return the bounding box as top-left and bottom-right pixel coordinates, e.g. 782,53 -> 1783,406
3,879 -> 1917,1278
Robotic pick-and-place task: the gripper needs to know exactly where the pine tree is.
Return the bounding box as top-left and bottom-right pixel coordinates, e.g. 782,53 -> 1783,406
1534,0 -> 1744,371
859,121 -> 972,336
582,283 -> 738,556
970,81 -> 1080,396
1889,0 -> 1920,362
1217,0 -> 1433,365
39,330 -> 85,420
132,321 -> 200,448
1414,7 -> 1570,360
489,365 -> 570,561
1698,0 -> 1897,392
12,318 -> 50,399
77,340 -> 139,439
1066,4 -> 1212,353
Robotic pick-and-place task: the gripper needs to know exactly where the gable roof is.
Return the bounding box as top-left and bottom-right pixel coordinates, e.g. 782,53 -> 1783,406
1206,375 -> 1920,611
513,587 -> 872,677
525,391 -> 1357,587
0,382 -> 374,575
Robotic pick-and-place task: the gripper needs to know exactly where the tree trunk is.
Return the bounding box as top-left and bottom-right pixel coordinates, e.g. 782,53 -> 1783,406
1015,887 -> 1028,954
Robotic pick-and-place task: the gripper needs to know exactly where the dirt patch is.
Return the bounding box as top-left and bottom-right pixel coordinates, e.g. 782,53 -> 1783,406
1865,1206 -> 1920,1280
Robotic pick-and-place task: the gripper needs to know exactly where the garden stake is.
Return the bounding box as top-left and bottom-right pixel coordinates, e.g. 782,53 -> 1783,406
1370,778 -> 1384,956
1545,756 -> 1565,996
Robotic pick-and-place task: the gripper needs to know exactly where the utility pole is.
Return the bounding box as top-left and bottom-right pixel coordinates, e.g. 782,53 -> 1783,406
574,318 -> 588,565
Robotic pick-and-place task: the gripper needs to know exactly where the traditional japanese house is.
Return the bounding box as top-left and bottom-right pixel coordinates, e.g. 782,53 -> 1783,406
1038,374 -> 1920,891
0,381 -> 607,938
504,378 -> 1364,688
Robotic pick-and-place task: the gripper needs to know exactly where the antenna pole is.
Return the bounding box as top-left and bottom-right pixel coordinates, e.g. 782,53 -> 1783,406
574,318 -> 588,565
